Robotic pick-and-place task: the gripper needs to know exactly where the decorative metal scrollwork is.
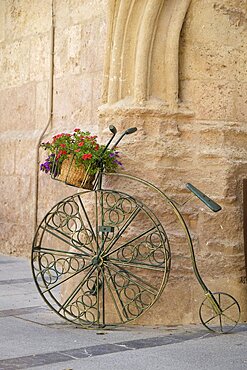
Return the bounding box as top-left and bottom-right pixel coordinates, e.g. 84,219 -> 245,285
31,189 -> 171,327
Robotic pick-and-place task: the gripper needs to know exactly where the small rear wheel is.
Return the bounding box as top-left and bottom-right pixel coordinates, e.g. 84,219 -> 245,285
199,292 -> 240,333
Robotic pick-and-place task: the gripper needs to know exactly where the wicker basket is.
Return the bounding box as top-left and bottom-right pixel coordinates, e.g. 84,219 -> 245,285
56,155 -> 95,190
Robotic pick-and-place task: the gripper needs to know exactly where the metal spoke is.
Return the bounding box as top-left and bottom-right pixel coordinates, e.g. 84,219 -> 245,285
42,262 -> 93,293
221,302 -> 236,313
103,226 -> 156,258
97,267 -> 104,326
33,246 -> 90,258
108,258 -> 165,272
40,225 -> 93,256
102,207 -> 141,255
104,265 -> 127,322
199,292 -> 240,333
78,193 -> 99,253
95,190 -> 101,252
58,265 -> 97,313
221,312 -> 239,325
108,261 -> 158,295
32,188 -> 171,327
203,312 -> 219,325
219,313 -> 223,332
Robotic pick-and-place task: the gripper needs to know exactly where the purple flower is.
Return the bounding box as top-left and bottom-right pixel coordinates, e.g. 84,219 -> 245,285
114,159 -> 124,168
109,151 -> 120,158
40,162 -> 50,173
40,154 -> 57,175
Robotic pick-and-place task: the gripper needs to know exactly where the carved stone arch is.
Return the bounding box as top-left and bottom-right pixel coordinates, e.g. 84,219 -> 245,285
102,0 -> 192,111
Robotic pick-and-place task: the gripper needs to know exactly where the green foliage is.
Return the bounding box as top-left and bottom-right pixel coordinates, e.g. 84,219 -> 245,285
40,128 -> 123,175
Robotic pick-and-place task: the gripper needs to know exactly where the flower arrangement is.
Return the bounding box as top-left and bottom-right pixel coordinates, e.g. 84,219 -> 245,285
40,128 -> 122,187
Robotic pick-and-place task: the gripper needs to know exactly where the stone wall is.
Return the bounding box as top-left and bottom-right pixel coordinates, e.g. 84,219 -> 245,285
0,0 -> 247,325
0,0 -> 107,254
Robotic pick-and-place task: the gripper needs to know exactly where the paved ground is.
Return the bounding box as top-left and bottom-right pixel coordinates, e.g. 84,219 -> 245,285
0,254 -> 247,370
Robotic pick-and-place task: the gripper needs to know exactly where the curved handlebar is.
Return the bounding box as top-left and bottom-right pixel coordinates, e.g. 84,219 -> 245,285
109,125 -> 117,134
111,126 -> 137,149
125,127 -> 137,135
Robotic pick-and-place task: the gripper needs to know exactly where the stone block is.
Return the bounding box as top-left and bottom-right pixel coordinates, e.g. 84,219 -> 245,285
135,279 -> 194,325
0,221 -> 34,257
0,175 -> 33,224
69,0 -> 108,24
223,127 -> 247,159
183,0 -> 246,47
180,42 -> 247,83
53,74 -> 93,125
0,139 -> 15,176
0,83 -> 36,132
15,135 -> 38,176
92,71 -> 104,125
35,81 -> 49,129
235,81 -> 247,121
37,172 -> 74,222
0,0 -> 5,42
55,24 -> 82,78
197,206 -> 243,249
30,33 -> 51,82
53,0 -> 70,29
81,20 -> 107,73
0,39 -> 30,89
5,0 -> 51,40
180,79 -> 237,121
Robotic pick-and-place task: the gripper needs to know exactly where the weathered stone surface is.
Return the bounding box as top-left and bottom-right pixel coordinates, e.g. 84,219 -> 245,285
0,39 -> 30,89
0,140 -> 15,176
30,33 -> 51,82
0,84 -> 36,131
182,0 -> 246,46
69,0 -> 108,23
55,24 -> 82,78
0,175 -> 33,224
53,74 -> 93,126
35,81 -> 49,129
0,0 -> 246,326
5,0 -> 52,40
180,42 -> 247,82
0,1 -> 5,43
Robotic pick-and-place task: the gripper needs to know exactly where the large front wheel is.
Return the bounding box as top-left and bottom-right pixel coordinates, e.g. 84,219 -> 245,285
31,189 -> 171,327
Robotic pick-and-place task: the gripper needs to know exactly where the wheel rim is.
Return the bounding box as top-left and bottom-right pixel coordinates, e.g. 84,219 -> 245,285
199,292 -> 240,333
32,190 -> 171,327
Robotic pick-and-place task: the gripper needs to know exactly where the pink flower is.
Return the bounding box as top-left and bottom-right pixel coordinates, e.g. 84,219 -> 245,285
78,142 -> 84,147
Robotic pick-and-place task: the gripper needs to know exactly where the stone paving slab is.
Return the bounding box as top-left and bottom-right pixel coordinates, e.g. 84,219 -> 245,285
0,254 -> 247,370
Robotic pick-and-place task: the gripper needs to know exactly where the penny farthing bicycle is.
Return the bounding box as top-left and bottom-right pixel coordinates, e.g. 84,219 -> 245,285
32,126 -> 241,333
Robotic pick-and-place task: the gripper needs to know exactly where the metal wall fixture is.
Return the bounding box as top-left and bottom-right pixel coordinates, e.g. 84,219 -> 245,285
33,0 -> 56,234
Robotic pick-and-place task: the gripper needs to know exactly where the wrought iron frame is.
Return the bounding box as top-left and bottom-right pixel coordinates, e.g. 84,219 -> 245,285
32,126 -> 241,333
